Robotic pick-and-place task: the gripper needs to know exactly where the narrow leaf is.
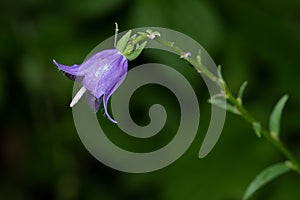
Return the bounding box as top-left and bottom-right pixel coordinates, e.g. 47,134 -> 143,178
117,30 -> 132,53
252,122 -> 262,138
217,65 -> 223,80
130,34 -> 137,39
237,81 -> 248,103
208,98 -> 240,115
125,41 -> 147,61
243,162 -> 291,200
269,95 -> 289,139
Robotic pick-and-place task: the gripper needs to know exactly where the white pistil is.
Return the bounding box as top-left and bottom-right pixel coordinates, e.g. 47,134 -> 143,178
70,86 -> 87,107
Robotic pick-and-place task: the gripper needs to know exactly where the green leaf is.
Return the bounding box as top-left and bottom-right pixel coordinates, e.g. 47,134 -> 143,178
208,98 -> 240,115
124,44 -> 134,55
237,81 -> 248,104
125,41 -> 147,61
130,34 -> 137,39
252,122 -> 262,138
243,162 -> 291,200
217,65 -> 223,80
269,95 -> 289,140
116,30 -> 132,53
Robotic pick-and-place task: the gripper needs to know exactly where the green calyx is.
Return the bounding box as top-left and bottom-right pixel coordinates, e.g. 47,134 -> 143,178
114,23 -> 148,61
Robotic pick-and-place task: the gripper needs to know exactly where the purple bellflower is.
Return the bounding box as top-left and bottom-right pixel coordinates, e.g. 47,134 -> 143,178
53,25 -> 149,123
53,49 -> 127,123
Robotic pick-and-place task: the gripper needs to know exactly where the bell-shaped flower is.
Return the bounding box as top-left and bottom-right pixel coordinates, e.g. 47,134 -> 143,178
53,26 -> 149,123
53,49 -> 127,123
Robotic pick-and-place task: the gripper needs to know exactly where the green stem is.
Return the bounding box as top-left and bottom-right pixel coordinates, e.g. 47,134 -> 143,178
154,37 -> 217,82
225,85 -> 300,173
149,35 -> 300,174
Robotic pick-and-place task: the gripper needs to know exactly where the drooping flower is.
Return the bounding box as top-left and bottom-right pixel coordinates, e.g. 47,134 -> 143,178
53,49 -> 127,123
53,25 -> 150,123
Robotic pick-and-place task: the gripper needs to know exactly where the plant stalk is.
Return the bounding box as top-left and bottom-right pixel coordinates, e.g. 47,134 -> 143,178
150,35 -> 300,173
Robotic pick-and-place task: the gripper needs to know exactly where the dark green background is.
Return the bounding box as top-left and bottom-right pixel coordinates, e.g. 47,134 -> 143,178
1,0 -> 300,199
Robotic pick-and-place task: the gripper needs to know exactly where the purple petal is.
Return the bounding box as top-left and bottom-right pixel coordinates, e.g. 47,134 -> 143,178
53,59 -> 80,75
97,55 -> 127,95
63,73 -> 77,80
53,49 -> 119,78
82,52 -> 126,98
53,60 -> 84,81
54,48 -> 129,124
101,58 -> 128,123
78,49 -> 120,76
101,75 -> 126,123
86,91 -> 102,112
63,72 -> 84,81
104,59 -> 128,100
83,49 -> 119,64
102,93 -> 117,123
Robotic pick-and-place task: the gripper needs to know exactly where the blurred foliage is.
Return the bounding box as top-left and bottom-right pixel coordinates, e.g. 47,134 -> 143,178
1,0 -> 300,199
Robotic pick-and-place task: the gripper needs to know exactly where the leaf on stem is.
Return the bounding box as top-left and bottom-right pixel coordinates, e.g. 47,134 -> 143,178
243,162 -> 291,200
208,97 -> 240,115
125,41 -> 147,61
117,30 -> 132,53
217,65 -> 223,80
237,81 -> 248,104
252,122 -> 262,138
269,95 -> 289,140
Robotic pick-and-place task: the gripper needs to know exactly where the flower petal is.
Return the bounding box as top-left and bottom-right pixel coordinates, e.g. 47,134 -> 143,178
104,58 -> 128,100
53,49 -> 118,77
101,58 -> 128,123
101,76 -> 125,123
82,52 -> 126,98
53,59 -> 80,75
102,93 -> 117,123
79,49 -> 120,75
64,73 -> 84,81
86,91 -> 103,112
55,48 -> 129,124
63,73 -> 77,81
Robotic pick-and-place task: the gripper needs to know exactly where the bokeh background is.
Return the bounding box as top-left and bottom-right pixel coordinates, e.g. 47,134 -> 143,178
1,0 -> 300,199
